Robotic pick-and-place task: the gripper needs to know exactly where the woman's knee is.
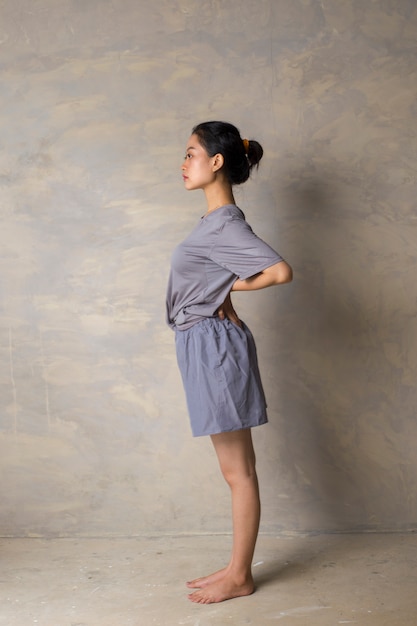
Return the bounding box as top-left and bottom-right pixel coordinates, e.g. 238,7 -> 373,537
220,459 -> 258,488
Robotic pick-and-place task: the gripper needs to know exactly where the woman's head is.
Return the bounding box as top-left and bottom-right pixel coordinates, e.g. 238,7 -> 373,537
191,121 -> 263,185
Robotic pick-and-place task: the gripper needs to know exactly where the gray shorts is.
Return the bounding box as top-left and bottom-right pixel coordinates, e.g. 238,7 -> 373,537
175,317 -> 268,437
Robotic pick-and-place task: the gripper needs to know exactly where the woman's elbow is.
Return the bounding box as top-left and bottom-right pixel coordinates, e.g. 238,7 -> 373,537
275,261 -> 293,284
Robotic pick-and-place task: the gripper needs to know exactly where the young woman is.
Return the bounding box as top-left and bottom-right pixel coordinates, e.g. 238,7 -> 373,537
166,121 -> 292,604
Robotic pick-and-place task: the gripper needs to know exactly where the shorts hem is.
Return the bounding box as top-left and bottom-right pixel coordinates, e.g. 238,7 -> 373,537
191,417 -> 268,437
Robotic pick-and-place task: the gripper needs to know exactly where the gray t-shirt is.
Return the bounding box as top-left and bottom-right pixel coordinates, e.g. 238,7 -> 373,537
166,204 -> 283,330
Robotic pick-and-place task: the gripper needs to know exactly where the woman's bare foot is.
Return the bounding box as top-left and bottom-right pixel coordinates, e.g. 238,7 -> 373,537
188,574 -> 254,604
186,566 -> 228,589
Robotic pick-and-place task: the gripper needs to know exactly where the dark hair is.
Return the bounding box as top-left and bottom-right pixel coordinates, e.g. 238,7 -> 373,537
192,121 -> 263,185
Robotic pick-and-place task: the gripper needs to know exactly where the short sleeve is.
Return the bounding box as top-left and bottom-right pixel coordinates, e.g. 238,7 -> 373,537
209,216 -> 283,280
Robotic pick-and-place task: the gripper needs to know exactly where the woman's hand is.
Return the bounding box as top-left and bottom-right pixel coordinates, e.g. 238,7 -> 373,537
217,293 -> 242,327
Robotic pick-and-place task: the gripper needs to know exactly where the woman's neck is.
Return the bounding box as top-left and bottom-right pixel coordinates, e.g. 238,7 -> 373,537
204,181 -> 235,214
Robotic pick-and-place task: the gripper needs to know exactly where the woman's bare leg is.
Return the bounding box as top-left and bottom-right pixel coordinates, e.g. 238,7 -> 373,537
187,428 -> 260,604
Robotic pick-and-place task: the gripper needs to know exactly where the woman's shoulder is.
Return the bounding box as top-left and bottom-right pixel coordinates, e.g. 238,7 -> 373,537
214,204 -> 246,222
201,204 -> 247,237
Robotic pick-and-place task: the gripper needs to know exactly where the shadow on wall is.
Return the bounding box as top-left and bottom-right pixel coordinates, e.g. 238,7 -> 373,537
272,167 -> 413,533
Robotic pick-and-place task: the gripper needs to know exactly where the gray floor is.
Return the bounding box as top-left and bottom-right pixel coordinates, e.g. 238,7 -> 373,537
1,533 -> 416,625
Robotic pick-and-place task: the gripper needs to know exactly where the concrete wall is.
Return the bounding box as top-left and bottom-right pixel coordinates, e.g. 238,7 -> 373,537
1,0 -> 416,537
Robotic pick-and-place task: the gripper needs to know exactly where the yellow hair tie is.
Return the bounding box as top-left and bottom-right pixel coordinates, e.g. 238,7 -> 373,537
243,138 -> 249,155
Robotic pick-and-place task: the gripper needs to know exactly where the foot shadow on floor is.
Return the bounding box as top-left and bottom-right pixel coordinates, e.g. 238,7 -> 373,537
254,549 -> 320,588
253,534 -> 352,589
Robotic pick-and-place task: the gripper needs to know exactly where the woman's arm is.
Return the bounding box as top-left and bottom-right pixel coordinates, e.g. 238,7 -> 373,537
231,261 -> 293,292
218,261 -> 292,325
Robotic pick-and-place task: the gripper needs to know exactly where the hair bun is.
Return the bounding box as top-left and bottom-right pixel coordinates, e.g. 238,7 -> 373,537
246,140 -> 263,169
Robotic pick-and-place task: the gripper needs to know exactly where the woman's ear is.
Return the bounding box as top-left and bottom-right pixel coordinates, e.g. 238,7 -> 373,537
212,153 -> 224,172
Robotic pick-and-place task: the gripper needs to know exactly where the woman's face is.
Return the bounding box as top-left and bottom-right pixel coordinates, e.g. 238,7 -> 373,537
181,134 -> 218,191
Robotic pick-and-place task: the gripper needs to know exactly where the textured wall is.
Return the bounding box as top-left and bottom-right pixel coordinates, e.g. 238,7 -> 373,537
0,0 -> 416,536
